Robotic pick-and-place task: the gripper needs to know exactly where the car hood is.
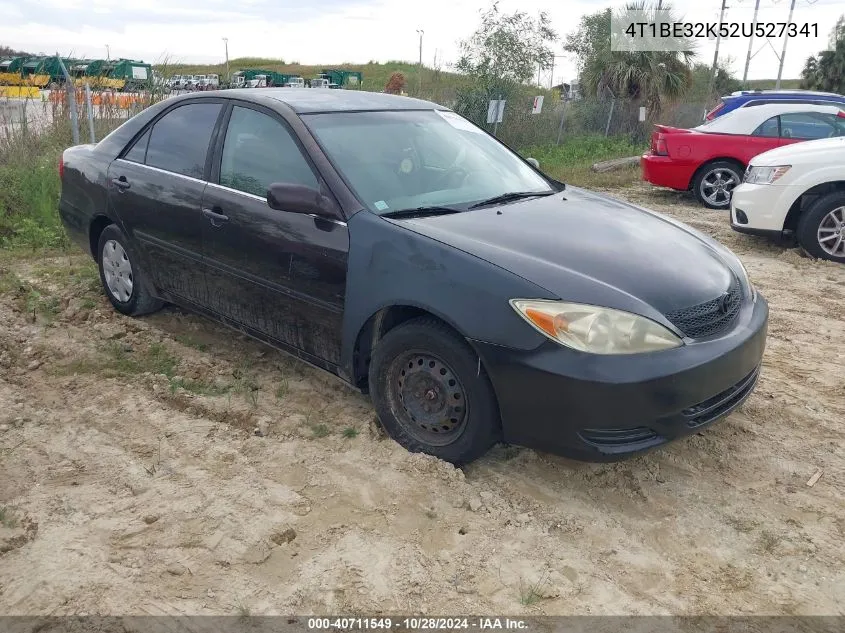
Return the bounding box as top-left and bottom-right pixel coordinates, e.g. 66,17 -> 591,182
750,135 -> 845,166
393,187 -> 739,321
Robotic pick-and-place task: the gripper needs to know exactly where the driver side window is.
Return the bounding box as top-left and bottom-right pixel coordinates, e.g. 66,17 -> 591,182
779,112 -> 841,140
219,106 -> 318,198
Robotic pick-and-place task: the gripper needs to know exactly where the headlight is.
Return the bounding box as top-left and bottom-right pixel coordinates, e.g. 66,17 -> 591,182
510,300 -> 683,354
734,257 -> 756,302
744,165 -> 790,184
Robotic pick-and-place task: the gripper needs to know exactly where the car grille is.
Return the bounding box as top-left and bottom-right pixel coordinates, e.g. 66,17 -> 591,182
664,279 -> 741,339
682,366 -> 760,429
578,427 -> 664,454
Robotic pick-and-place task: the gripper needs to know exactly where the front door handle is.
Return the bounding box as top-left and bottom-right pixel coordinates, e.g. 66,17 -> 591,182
202,207 -> 229,227
111,177 -> 130,191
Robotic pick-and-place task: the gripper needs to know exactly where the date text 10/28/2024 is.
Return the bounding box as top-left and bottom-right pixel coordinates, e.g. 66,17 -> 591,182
307,618 -> 529,630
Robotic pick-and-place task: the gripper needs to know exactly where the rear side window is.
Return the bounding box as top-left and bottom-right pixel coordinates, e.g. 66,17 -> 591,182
752,116 -> 779,137
219,106 -> 318,197
145,103 -> 222,179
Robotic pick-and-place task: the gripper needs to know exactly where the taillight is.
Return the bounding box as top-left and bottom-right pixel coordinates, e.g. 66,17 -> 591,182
705,102 -> 726,121
837,110 -> 845,119
655,136 -> 668,156
58,154 -> 64,180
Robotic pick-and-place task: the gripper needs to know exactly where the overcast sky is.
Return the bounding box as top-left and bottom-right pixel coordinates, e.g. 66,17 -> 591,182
0,0 -> 841,84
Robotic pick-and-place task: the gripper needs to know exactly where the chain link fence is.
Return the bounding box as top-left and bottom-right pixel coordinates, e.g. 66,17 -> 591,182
3,82 -> 712,155
449,92 -> 711,149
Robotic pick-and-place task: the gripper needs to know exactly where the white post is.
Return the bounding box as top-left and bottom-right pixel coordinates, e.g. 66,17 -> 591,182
84,82 -> 95,143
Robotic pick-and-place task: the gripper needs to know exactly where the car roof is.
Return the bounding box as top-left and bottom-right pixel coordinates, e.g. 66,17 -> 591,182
726,89 -> 845,99
202,88 -> 445,113
694,102 -> 844,134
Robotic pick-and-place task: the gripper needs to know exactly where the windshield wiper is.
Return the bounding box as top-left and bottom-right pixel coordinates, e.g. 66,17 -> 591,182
468,190 -> 555,210
380,205 -> 463,219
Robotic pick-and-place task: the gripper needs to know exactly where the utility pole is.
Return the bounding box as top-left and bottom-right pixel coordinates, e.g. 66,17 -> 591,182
742,0 -> 760,84
707,0 -> 728,103
416,29 -> 424,96
775,0 -> 796,89
222,37 -> 230,85
105,44 -> 110,61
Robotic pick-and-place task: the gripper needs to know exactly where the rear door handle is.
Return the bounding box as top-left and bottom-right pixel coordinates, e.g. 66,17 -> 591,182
111,177 -> 130,191
202,207 -> 229,227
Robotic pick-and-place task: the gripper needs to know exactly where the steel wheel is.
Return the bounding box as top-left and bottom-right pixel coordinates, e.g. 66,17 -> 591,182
102,239 -> 134,303
699,167 -> 739,208
817,206 -> 845,257
388,351 -> 468,446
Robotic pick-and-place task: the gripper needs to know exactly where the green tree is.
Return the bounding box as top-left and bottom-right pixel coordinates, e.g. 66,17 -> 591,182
801,15 -> 845,93
564,2 -> 694,115
455,2 -> 557,89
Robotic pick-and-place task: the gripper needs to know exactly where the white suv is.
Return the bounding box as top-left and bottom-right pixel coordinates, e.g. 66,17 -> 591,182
731,117 -> 845,263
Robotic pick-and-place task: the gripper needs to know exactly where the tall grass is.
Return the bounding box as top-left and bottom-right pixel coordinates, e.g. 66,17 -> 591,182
0,97 -> 71,250
522,135 -> 645,189
1,82 -> 171,251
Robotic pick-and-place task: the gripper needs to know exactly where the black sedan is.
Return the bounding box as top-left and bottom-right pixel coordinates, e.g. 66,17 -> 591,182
58,89 -> 768,464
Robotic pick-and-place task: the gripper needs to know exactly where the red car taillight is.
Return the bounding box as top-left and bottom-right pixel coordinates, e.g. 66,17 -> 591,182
655,136 -> 668,156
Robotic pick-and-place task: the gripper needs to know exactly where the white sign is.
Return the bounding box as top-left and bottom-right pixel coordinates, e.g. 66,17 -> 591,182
532,95 -> 544,114
131,66 -> 148,80
638,106 -> 646,122
486,99 -> 505,124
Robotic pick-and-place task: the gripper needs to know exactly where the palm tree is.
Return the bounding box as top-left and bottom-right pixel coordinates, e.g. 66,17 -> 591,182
577,2 -> 694,115
800,56 -> 820,90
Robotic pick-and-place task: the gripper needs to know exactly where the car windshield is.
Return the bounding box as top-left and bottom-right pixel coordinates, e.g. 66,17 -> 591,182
302,110 -> 554,214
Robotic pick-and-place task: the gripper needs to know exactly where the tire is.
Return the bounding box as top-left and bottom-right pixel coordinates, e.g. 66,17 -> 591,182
368,317 -> 501,465
693,160 -> 743,209
97,224 -> 163,316
796,191 -> 845,263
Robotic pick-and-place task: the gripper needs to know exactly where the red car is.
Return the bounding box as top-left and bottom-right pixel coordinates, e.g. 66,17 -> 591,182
641,103 -> 845,208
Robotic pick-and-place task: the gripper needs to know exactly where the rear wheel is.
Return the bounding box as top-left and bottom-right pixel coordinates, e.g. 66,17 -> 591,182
368,317 -> 501,465
693,160 -> 743,209
97,224 -> 163,316
797,192 -> 845,263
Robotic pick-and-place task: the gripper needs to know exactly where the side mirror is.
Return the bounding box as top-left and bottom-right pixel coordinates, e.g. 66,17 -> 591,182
526,157 -> 540,169
266,183 -> 341,220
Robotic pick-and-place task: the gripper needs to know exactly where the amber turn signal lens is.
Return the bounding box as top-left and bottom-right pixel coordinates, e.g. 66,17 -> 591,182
525,308 -> 568,337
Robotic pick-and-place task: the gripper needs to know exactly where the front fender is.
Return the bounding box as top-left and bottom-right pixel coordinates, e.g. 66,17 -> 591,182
340,211 -> 554,380
777,167 -> 845,215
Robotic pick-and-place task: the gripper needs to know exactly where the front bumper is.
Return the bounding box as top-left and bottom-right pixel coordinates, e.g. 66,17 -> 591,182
730,182 -> 795,234
473,296 -> 769,461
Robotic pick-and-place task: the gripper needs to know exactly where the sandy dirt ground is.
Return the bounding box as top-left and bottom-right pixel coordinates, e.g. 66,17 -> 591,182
0,186 -> 843,616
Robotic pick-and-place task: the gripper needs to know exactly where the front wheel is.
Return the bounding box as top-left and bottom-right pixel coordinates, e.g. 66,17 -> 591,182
693,160 -> 743,209
797,192 -> 845,263
368,317 -> 501,465
97,224 -> 163,316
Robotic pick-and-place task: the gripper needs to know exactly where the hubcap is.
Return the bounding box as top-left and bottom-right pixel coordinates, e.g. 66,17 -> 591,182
701,168 -> 739,207
389,352 -> 468,446
817,206 -> 845,257
102,239 -> 134,303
